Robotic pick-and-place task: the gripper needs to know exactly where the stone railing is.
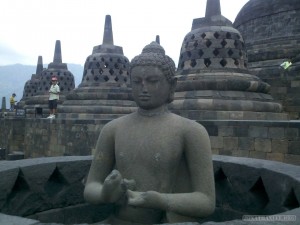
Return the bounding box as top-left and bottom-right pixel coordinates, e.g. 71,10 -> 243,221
0,155 -> 299,225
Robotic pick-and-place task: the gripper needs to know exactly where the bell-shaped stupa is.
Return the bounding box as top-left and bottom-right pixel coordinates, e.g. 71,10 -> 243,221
170,0 -> 287,120
234,0 -> 300,119
18,56 -> 44,108
59,15 -> 136,119
23,40 -> 75,117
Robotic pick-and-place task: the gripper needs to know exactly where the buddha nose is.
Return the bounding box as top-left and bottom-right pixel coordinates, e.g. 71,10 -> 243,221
141,81 -> 148,93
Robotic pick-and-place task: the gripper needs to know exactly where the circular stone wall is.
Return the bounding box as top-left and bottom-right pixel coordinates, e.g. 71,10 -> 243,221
234,0 -> 300,62
0,156 -> 299,225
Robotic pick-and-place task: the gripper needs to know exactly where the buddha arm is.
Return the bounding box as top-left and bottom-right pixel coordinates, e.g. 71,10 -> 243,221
128,122 -> 215,218
84,123 -> 121,204
128,190 -> 214,218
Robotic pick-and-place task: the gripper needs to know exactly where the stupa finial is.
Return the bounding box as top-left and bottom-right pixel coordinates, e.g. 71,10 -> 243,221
36,56 -> 43,75
103,15 -> 114,45
205,0 -> 221,18
155,35 -> 160,44
53,40 -> 62,63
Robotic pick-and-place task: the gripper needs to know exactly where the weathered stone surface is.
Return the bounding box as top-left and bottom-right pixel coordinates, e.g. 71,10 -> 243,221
0,156 -> 299,225
19,56 -> 44,109
234,0 -> 300,119
58,15 -> 136,120
210,136 -> 223,149
20,41 -> 75,118
271,139 -> 288,154
248,126 -> 268,138
254,139 -> 272,153
0,148 -> 6,160
29,203 -> 113,224
238,137 -> 254,151
288,141 -> 300,155
0,213 -> 39,225
249,151 -> 266,159
223,137 -> 238,151
284,154 -> 300,165
169,0 -> 286,120
1,118 -> 299,165
7,151 -> 25,160
266,153 -> 284,162
0,167 -> 19,209
268,127 -> 285,139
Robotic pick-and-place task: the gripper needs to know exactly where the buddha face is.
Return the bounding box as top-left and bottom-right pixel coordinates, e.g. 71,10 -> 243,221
131,65 -> 173,110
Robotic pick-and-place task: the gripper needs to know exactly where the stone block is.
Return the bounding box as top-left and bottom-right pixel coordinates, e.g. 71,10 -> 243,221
249,151 -> 267,159
229,112 -> 244,120
0,148 -> 6,160
223,137 -> 238,151
271,139 -> 288,154
243,111 -> 259,120
219,149 -> 232,156
211,149 -> 219,155
284,154 -> 300,165
254,138 -> 271,152
203,111 -> 217,120
288,141 -> 300,155
210,136 -> 223,149
219,126 -> 234,137
285,128 -> 299,139
268,127 -> 285,139
205,125 -> 219,136
231,150 -> 250,157
234,126 -> 249,137
254,112 -> 267,120
238,137 -> 254,151
266,152 -> 284,162
277,87 -> 288,93
216,111 -> 230,120
291,80 -> 300,87
249,126 -> 268,138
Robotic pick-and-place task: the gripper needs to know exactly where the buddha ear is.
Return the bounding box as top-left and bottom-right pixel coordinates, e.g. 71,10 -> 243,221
170,77 -> 177,91
167,77 -> 177,103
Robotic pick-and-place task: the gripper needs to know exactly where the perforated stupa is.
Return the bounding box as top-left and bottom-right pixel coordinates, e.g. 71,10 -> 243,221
59,15 -> 136,119
169,0 -> 287,120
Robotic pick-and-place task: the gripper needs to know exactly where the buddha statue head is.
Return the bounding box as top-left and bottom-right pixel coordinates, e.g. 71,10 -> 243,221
130,42 -> 177,109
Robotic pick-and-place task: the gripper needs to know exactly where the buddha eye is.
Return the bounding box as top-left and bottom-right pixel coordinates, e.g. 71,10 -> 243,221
149,80 -> 159,84
147,77 -> 160,83
132,79 -> 141,84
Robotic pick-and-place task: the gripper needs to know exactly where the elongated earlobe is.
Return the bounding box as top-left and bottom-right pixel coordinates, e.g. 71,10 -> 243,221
167,78 -> 177,103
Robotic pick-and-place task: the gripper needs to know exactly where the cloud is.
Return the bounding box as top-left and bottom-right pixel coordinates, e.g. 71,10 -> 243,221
0,0 -> 249,66
0,43 -> 27,65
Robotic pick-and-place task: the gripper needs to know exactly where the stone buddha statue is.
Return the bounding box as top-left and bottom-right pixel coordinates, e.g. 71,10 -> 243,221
84,41 -> 215,224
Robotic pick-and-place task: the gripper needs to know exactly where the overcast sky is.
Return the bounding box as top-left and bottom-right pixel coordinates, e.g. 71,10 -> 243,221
0,0 -> 249,66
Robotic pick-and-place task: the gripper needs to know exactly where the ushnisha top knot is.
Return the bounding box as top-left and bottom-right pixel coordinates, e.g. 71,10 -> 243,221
142,41 -> 165,54
130,42 -> 176,82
